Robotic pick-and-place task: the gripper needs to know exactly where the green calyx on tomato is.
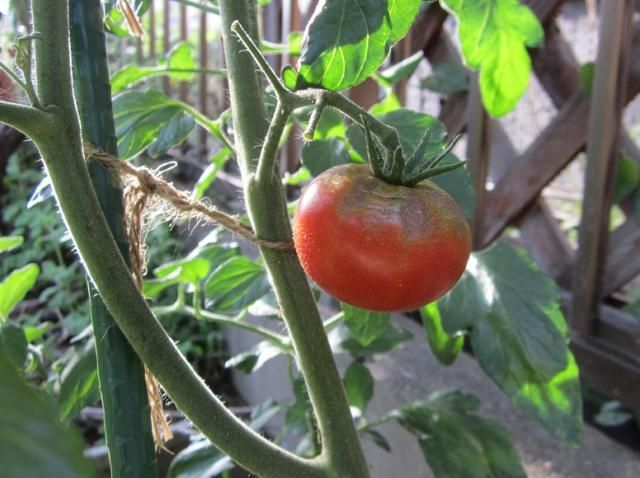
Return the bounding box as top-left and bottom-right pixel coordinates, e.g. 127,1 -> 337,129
293,163 -> 471,312
361,115 -> 464,187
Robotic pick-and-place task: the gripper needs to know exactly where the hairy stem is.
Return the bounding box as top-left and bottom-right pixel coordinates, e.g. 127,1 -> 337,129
220,3 -> 369,477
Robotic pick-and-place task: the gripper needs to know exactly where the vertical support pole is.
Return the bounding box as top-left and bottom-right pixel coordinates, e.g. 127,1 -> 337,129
571,0 -> 634,333
148,0 -> 156,60
199,9 -> 208,149
466,74 -> 491,250
162,0 -> 171,95
179,2 -> 188,102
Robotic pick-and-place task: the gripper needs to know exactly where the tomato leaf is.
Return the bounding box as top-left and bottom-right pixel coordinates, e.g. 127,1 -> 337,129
192,148 -> 233,201
395,390 -> 526,478
420,302 -> 464,366
168,439 -> 232,478
436,241 -> 582,445
420,62 -> 470,95
111,42 -> 200,93
204,256 -> 272,313
337,323 -> 413,357
0,236 -> 23,254
376,51 -> 424,87
113,89 -> 195,159
0,324 -> 28,370
58,344 -> 99,422
301,138 -> 352,177
295,0 -> 421,91
343,361 -> 374,414
441,0 -> 543,117
0,264 -> 40,323
0,348 -> 95,478
168,400 -> 279,477
225,340 -> 283,374
342,303 -> 390,346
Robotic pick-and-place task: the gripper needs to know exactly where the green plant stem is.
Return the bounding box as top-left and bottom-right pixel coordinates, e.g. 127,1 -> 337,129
0,2 -> 323,476
68,1 -> 156,475
221,4 -> 369,478
0,100 -> 52,138
159,305 -> 292,351
0,61 -> 29,94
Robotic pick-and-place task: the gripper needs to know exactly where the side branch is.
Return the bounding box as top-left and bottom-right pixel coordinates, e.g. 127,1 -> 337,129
0,101 -> 54,139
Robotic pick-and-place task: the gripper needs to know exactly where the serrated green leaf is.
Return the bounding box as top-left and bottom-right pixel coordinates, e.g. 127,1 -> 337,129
343,361 -> 374,413
614,153 -> 639,203
113,89 -> 195,159
0,324 -> 27,370
396,390 -> 526,478
167,42 -> 197,79
339,323 -> 413,356
0,349 -> 95,478
342,303 -> 390,346
313,107 -> 347,140
58,345 -> 99,421
369,92 -> 402,116
168,401 -> 279,478
167,439 -> 232,478
0,236 -> 23,254
224,340 -> 283,374
204,256 -> 271,313
111,42 -> 205,93
301,138 -> 351,177
442,0 -> 543,116
296,0 -> 421,91
437,241 -> 582,444
421,62 -> 470,95
421,302 -> 464,365
147,112 -> 195,157
192,148 -> 233,200
0,264 -> 40,323
376,51 -> 424,87
361,428 -> 391,452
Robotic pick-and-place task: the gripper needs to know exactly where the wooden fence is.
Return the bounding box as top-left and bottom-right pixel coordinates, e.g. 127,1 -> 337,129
410,0 -> 640,415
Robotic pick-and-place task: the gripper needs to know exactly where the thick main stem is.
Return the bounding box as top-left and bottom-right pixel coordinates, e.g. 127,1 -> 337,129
220,2 -> 369,477
16,2 -> 323,477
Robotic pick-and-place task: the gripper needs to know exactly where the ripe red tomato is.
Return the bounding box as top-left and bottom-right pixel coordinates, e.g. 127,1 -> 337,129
293,164 -> 471,312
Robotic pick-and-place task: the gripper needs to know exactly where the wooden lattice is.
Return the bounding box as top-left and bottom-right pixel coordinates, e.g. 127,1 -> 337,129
408,0 -> 640,413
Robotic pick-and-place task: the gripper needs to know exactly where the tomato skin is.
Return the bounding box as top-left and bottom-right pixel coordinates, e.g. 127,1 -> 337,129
293,164 -> 471,312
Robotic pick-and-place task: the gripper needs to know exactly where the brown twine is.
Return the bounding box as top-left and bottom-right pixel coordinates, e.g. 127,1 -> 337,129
83,144 -> 293,449
85,146 -> 294,251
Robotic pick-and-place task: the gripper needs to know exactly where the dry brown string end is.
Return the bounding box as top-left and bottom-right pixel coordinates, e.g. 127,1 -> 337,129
83,144 -> 172,449
83,143 -> 295,251
118,0 -> 145,37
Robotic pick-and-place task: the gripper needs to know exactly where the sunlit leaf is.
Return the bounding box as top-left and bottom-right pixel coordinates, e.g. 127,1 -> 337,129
296,0 -> 421,90
0,264 -> 39,323
441,0 -> 543,116
396,390 -> 526,478
436,241 -> 582,444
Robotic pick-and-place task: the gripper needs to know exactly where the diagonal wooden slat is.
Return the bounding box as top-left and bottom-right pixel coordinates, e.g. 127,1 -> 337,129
602,219 -> 640,297
571,0 -> 635,332
482,23 -> 640,247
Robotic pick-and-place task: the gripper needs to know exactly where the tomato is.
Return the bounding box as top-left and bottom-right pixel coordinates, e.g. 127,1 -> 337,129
293,164 -> 471,312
